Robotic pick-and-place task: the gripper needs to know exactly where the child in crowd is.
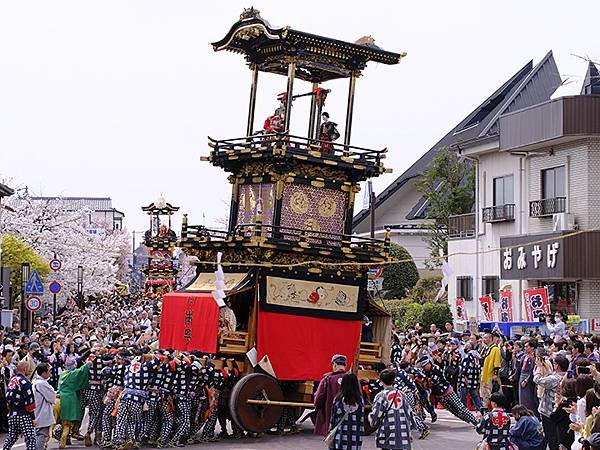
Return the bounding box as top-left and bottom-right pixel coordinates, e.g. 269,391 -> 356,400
369,369 -> 427,450
509,404 -> 546,450
475,392 -> 512,450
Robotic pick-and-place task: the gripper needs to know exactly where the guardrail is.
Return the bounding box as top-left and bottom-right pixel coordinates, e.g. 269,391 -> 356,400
482,204 -> 515,223
448,213 -> 475,238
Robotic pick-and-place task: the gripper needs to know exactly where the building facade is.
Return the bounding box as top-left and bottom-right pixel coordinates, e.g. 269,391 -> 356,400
448,61 -> 600,322
354,51 -> 560,279
31,196 -> 125,232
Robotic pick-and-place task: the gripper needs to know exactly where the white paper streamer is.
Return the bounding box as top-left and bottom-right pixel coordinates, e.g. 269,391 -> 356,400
212,251 -> 226,307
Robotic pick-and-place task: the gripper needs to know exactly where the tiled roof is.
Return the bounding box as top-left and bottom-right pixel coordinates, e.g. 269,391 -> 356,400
30,196 -> 121,213
0,183 -> 14,198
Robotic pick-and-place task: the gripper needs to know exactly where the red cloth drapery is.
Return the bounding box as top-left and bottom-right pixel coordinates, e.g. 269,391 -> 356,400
159,292 -> 219,353
257,311 -> 362,381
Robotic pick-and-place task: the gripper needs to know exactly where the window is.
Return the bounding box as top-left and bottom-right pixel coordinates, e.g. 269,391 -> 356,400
538,281 -> 577,315
542,166 -> 566,199
482,276 -> 499,301
493,175 -> 514,206
456,276 -> 473,302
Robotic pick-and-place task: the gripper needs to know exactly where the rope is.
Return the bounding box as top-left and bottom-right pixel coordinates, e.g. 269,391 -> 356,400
2,226 -> 591,269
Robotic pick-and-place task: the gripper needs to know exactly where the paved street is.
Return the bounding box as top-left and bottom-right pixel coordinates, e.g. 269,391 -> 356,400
0,410 -> 479,450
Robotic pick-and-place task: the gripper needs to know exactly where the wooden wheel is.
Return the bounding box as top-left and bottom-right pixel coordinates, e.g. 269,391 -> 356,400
229,373 -> 284,433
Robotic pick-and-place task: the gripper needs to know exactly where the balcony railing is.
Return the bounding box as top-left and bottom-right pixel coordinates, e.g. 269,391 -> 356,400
529,197 -> 566,217
482,204 -> 515,223
207,133 -> 387,168
448,213 -> 475,239
181,222 -> 390,257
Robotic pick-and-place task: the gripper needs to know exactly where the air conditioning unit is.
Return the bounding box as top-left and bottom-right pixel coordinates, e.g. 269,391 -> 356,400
553,213 -> 575,231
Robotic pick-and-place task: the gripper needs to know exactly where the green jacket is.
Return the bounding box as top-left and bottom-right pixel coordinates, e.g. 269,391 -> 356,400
58,364 -> 90,421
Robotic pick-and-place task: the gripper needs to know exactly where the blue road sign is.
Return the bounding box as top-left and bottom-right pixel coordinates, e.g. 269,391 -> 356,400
49,281 -> 62,295
25,270 -> 44,295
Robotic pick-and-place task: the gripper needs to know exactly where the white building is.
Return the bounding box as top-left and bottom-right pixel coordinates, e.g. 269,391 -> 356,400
448,57 -> 600,322
353,52 -> 560,278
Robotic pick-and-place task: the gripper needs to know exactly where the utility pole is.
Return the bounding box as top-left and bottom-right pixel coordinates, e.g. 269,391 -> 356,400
77,265 -> 83,309
52,252 -> 57,321
20,262 -> 30,333
368,181 -> 376,238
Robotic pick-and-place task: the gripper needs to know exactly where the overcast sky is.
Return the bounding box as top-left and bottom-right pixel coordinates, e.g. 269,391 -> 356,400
0,1 -> 595,239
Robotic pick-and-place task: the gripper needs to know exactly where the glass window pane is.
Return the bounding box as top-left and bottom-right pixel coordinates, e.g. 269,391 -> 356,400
494,177 -> 503,206
504,175 -> 514,204
555,166 -> 566,197
543,169 -> 554,199
467,278 -> 472,301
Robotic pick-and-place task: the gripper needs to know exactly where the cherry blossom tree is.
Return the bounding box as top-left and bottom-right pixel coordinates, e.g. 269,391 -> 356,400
0,192 -> 130,301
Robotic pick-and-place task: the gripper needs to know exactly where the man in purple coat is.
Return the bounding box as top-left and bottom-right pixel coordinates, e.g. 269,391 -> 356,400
313,354 -> 347,436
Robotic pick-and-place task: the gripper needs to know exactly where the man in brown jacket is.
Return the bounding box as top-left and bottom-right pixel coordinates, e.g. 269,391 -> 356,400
313,354 -> 347,436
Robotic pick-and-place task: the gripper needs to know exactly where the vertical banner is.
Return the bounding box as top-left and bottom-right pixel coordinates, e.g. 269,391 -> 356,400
523,287 -> 550,321
498,290 -> 513,322
455,298 -> 468,320
479,295 -> 494,321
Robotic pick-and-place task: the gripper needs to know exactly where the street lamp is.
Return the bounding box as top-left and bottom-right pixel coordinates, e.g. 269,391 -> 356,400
77,265 -> 83,309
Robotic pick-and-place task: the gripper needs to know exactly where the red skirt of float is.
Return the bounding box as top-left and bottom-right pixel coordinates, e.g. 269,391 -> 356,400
159,292 -> 219,353
257,311 -> 362,381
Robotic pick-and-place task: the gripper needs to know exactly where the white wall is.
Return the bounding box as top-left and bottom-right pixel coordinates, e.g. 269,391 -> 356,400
449,146 -> 531,321
390,231 -> 436,273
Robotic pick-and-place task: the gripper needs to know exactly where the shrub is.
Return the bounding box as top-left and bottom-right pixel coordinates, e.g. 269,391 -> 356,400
382,243 -> 419,299
421,302 -> 453,329
383,299 -> 452,331
405,276 -> 446,303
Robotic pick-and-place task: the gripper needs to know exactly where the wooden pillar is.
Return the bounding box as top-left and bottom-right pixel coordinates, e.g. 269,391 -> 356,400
181,214 -> 188,240
343,72 -> 358,155
315,100 -> 324,141
272,178 -> 285,238
228,179 -> 240,233
246,65 -> 259,137
307,82 -> 318,139
344,184 -> 358,235
284,60 -> 296,132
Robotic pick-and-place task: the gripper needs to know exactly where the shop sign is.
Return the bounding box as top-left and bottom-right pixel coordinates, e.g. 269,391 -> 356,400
500,233 -> 567,280
501,231 -> 600,280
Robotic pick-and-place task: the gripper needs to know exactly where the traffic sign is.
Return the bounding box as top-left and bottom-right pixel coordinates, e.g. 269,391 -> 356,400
25,270 -> 44,295
368,267 -> 383,280
49,259 -> 62,271
368,277 -> 384,291
49,281 -> 62,295
25,296 -> 42,312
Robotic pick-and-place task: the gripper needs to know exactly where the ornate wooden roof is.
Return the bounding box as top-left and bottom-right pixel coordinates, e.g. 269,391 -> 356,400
211,8 -> 405,82
142,201 -> 180,215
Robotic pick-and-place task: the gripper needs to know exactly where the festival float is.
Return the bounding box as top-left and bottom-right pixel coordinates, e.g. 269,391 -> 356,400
160,8 -> 405,433
142,197 -> 179,296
